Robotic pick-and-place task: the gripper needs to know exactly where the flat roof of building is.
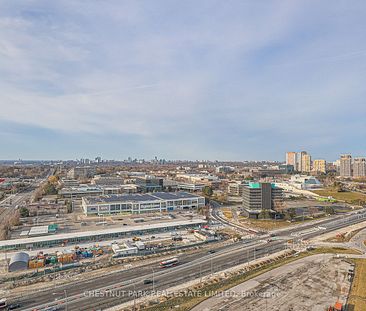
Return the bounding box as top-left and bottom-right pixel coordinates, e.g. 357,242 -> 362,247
247,182 -> 279,189
28,226 -> 49,236
83,191 -> 203,205
0,219 -> 206,248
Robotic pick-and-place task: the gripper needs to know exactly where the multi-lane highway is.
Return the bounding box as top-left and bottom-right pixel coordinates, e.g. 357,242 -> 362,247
14,208 -> 366,311
19,240 -> 286,311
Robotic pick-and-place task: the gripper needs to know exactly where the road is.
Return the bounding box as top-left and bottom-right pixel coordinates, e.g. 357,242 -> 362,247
0,190 -> 33,229
14,209 -> 366,311
0,172 -> 52,227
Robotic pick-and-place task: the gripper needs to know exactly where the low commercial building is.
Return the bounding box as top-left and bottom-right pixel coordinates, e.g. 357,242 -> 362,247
194,230 -> 217,242
215,166 -> 235,173
0,219 -> 206,251
176,173 -> 219,184
252,165 -> 294,178
82,192 -> 205,215
112,242 -> 138,256
59,179 -> 80,187
59,185 -> 103,198
176,182 -> 205,192
289,175 -> 323,190
59,184 -> 140,199
134,176 -> 163,192
67,166 -> 96,179
92,176 -> 124,186
227,181 -> 247,196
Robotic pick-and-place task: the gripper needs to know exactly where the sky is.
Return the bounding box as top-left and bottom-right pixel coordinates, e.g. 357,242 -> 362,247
0,0 -> 366,161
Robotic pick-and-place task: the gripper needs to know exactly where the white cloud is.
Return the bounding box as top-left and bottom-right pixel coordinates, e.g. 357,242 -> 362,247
0,1 -> 365,159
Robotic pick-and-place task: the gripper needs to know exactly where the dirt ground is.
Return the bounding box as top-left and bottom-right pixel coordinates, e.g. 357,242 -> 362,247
194,255 -> 352,311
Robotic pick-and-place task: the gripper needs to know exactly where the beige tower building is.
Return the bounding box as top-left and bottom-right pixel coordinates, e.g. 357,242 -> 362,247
340,154 -> 352,177
286,152 -> 297,169
301,153 -> 312,173
353,158 -> 366,178
313,159 -> 326,173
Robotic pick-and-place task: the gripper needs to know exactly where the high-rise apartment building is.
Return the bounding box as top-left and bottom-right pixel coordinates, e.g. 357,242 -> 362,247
340,154 -> 352,177
313,159 -> 326,174
301,153 -> 312,173
286,152 -> 297,169
353,158 -> 366,178
296,152 -> 304,172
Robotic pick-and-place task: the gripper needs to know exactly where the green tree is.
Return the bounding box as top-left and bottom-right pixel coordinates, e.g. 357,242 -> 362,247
324,206 -> 335,215
20,207 -> 29,217
202,186 -> 213,197
43,182 -> 58,195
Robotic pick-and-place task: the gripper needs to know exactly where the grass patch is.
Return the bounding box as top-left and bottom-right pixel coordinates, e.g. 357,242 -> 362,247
312,188 -> 366,205
308,247 -> 361,255
143,247 -> 359,311
221,208 -> 233,220
347,259 -> 366,311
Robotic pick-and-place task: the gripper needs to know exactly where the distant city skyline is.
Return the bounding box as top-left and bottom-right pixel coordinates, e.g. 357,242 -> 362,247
1,1 -> 366,160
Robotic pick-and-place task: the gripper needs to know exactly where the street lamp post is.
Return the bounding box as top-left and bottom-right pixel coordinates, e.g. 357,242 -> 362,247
133,282 -> 137,311
152,267 -> 155,293
210,255 -> 213,275
64,289 -> 68,311
199,263 -> 203,283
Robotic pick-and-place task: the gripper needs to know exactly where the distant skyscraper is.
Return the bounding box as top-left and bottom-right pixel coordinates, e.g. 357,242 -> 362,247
340,154 -> 352,177
353,158 -> 366,178
313,159 -> 326,173
286,152 -> 297,169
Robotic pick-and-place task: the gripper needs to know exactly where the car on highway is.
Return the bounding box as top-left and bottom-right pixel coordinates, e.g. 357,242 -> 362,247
143,279 -> 153,284
208,250 -> 216,254
8,303 -> 22,310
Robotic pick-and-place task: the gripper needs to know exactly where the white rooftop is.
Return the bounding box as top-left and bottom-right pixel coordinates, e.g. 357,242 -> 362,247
28,225 -> 49,236
0,219 -> 206,248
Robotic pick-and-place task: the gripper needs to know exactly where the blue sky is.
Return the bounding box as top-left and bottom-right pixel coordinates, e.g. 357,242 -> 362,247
0,1 -> 366,161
